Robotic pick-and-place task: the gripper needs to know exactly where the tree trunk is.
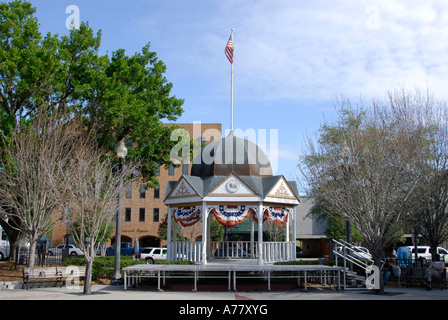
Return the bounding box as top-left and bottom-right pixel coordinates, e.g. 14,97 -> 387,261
28,238 -> 36,268
8,237 -> 20,263
84,258 -> 92,295
83,242 -> 95,295
374,259 -> 384,294
370,249 -> 385,294
0,219 -> 21,263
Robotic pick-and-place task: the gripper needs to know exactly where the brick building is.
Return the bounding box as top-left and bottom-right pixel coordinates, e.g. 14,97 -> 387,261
51,123 -> 222,248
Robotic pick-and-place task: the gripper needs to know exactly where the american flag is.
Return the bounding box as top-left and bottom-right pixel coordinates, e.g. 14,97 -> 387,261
225,32 -> 234,64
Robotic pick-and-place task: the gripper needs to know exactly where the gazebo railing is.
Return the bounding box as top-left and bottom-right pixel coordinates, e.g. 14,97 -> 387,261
263,242 -> 294,263
211,241 -> 257,259
211,241 -> 294,263
168,241 -> 203,263
168,240 -> 295,263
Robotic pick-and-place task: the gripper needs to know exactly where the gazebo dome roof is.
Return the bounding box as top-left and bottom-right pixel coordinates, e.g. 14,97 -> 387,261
191,131 -> 273,177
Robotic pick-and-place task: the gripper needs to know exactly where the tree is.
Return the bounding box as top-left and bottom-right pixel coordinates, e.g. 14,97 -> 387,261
0,107 -> 89,267
405,94 -> 448,260
309,204 -> 363,244
70,39 -> 184,187
0,0 -> 65,257
0,0 -> 184,252
299,90 -> 432,293
61,140 -> 138,295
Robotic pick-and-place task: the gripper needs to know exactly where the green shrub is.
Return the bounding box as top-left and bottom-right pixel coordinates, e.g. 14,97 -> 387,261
63,256 -> 196,279
63,256 -> 145,280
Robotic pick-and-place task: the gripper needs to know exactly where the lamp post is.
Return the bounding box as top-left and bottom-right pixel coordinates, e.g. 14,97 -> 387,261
111,141 -> 127,285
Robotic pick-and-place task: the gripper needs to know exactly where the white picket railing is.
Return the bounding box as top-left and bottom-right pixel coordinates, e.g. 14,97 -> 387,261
263,242 -> 294,263
168,240 -> 294,264
168,241 -> 203,263
211,241 -> 257,259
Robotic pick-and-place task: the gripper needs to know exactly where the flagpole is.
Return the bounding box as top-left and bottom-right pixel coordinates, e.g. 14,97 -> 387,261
230,29 -> 234,132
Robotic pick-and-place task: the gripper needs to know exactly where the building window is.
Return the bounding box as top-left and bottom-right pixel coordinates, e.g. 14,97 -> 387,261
140,184 -> 146,199
139,208 -> 145,222
182,163 -> 189,175
154,185 -> 160,199
168,165 -> 175,176
126,183 -> 132,199
153,208 -> 159,222
125,208 -> 131,222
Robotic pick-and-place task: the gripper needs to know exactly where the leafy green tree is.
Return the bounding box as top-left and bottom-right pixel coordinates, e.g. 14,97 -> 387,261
309,204 -> 362,243
71,42 -> 184,185
0,0 -> 184,255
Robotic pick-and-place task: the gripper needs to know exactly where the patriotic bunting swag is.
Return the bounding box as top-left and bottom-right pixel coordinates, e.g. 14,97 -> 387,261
211,205 -> 254,228
173,207 -> 202,227
264,207 -> 290,227
170,206 -> 290,228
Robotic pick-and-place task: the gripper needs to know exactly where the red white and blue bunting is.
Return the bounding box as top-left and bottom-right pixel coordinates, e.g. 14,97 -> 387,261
211,205 -> 254,228
173,207 -> 202,227
264,207 -> 290,227
170,205 -> 291,228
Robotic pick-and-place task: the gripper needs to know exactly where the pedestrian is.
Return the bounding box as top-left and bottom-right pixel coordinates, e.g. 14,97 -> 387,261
425,254 -> 445,291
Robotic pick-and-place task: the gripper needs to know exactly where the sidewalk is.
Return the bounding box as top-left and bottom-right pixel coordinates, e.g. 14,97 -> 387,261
0,283 -> 446,300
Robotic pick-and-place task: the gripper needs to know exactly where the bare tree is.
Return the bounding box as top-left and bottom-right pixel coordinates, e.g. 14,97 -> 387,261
299,89 -> 433,293
407,96 -> 448,259
0,107 -> 88,267
61,141 -> 138,294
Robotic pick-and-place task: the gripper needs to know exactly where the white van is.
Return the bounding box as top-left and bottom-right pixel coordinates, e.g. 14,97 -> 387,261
402,246 -> 448,264
0,226 -> 10,260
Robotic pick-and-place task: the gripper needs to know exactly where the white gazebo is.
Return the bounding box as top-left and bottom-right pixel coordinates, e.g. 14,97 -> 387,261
164,131 -> 300,265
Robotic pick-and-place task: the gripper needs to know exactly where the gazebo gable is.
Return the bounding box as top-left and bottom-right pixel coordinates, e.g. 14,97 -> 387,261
265,176 -> 299,202
206,174 -> 259,198
165,176 -> 200,201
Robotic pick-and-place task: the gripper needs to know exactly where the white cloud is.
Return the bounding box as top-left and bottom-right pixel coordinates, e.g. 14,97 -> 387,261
212,0 -> 448,102
132,1 -> 448,104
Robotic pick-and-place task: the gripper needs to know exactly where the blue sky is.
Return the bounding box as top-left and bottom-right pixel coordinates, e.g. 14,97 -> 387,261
24,0 -> 448,179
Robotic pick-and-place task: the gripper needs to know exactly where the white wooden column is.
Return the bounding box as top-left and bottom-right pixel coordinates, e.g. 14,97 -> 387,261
173,216 -> 178,260
167,205 -> 172,260
250,216 -> 255,258
257,202 -> 264,265
292,205 -> 297,260
286,210 -> 290,261
201,202 -> 208,265
207,209 -> 212,260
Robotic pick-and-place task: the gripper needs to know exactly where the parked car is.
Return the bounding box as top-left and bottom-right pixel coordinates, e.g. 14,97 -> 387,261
405,246 -> 448,264
352,246 -> 372,260
138,247 -> 167,264
337,246 -> 372,260
0,227 -> 10,260
296,246 -> 304,258
106,242 -> 138,256
48,244 -> 83,256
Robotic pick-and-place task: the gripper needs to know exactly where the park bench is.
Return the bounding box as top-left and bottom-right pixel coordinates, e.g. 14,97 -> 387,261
402,267 -> 447,290
57,266 -> 86,287
22,266 -> 86,290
